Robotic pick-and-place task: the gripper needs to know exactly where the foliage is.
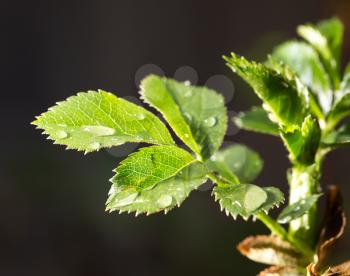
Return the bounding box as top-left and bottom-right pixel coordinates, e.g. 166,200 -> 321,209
33,17 -> 350,276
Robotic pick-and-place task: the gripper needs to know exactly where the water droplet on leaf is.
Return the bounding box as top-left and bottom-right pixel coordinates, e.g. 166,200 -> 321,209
89,142 -> 100,150
83,125 -> 115,136
55,130 -> 68,139
204,117 -> 217,127
115,193 -> 138,207
135,113 -> 146,120
157,195 -> 173,208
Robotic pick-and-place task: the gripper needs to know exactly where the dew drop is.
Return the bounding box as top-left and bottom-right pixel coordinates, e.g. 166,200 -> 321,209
115,193 -> 138,207
204,117 -> 217,127
55,130 -> 68,139
89,142 -> 100,150
83,125 -> 115,136
268,113 -> 278,124
135,113 -> 146,120
157,195 -> 173,208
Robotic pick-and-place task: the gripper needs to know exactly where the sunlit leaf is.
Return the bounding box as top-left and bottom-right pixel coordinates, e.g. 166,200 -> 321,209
32,90 -> 174,153
106,146 -> 208,215
258,187 -> 285,215
106,162 -> 207,215
271,41 -> 332,113
328,60 -> 350,126
206,144 -> 263,184
110,145 -> 196,192
322,123 -> 350,147
141,75 -> 227,160
214,184 -> 284,219
281,115 -> 321,164
224,53 -> 309,131
234,106 -> 279,136
297,18 -> 343,88
328,94 -> 350,127
335,63 -> 350,108
317,17 -> 344,65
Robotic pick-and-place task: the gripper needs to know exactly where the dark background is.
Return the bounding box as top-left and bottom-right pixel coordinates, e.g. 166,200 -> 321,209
2,1 -> 350,275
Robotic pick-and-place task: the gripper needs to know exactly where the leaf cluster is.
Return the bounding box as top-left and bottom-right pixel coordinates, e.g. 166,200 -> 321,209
33,76 -> 283,219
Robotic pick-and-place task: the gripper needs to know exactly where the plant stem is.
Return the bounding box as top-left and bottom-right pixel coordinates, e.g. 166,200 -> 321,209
288,150 -> 326,249
256,213 -> 288,240
208,172 -> 314,258
256,212 -> 314,259
288,164 -> 319,247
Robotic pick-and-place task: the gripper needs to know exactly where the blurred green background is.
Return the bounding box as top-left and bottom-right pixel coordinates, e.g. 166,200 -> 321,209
1,0 -> 350,275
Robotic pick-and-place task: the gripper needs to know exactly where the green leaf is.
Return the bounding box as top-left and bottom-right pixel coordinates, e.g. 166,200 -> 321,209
345,62 -> 350,75
340,63 -> 350,93
206,144 -> 263,184
106,162 -> 208,215
224,53 -> 308,131
277,194 -> 322,224
297,18 -> 343,88
214,184 -> 284,219
271,41 -> 332,114
329,62 -> 350,125
281,115 -> 321,165
234,106 -> 279,136
322,123 -> 350,147
327,94 -> 350,127
106,145 -> 208,215
32,90 -> 174,153
140,75 -> 227,160
317,17 -> 344,65
110,145 -> 196,192
258,187 -> 285,215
